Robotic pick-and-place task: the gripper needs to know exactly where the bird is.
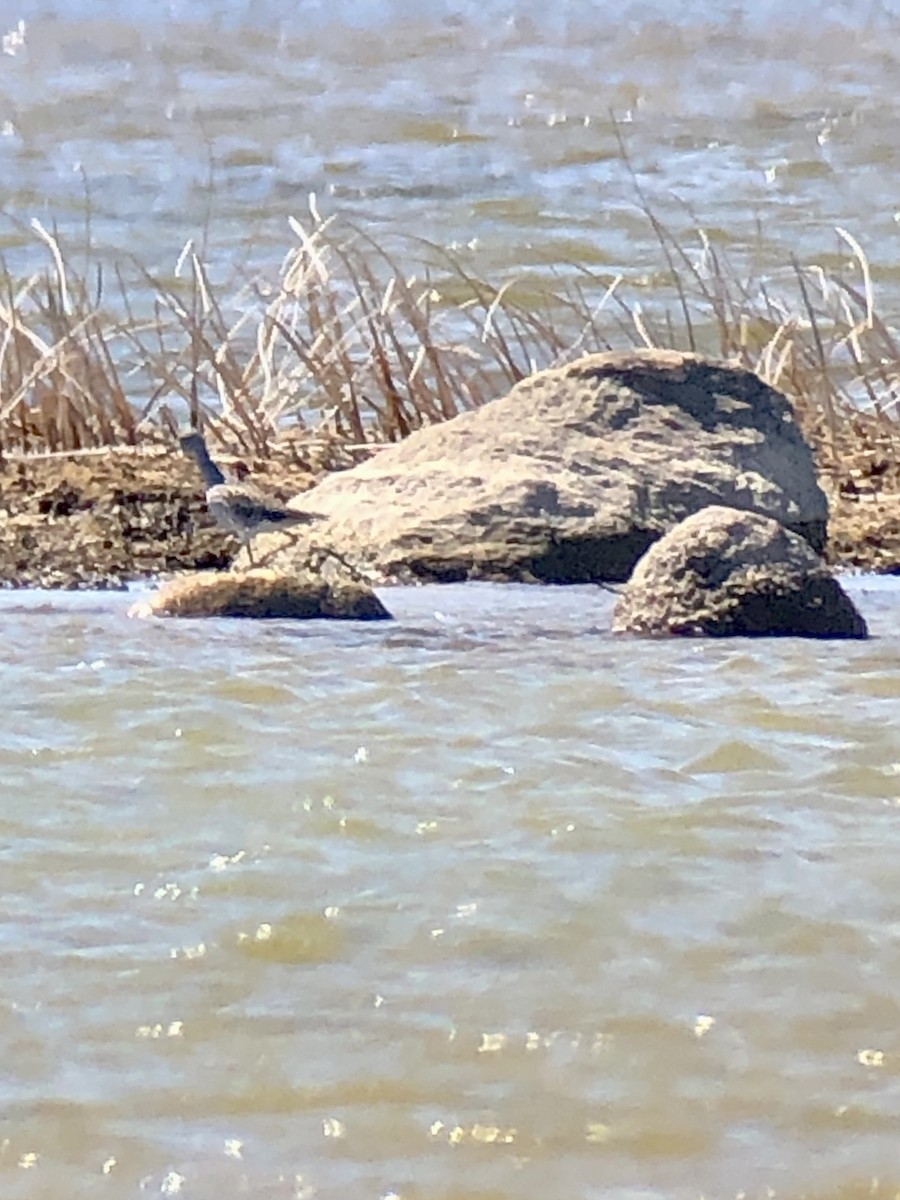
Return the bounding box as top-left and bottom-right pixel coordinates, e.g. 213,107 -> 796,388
179,429 -> 323,567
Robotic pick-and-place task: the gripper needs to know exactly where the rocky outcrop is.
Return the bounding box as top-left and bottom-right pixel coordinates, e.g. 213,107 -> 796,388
129,568 -> 392,621
266,349 -> 828,584
611,505 -> 867,638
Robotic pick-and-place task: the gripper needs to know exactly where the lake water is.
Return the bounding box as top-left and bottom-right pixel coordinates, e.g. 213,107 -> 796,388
4,0 -> 900,306
3,3 -> 900,1196
1,577 -> 899,1199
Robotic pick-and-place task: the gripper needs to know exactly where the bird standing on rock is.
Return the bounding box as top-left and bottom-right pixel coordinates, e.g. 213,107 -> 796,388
179,430 -> 323,567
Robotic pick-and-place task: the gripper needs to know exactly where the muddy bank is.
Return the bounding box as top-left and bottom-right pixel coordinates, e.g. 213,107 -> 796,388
0,409 -> 897,589
805,405 -> 900,574
0,443 -> 326,589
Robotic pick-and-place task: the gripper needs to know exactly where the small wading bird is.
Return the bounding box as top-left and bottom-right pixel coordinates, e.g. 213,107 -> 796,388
179,430 -> 323,567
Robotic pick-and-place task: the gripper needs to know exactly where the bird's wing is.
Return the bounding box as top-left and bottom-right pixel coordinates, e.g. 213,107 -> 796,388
208,484 -> 321,529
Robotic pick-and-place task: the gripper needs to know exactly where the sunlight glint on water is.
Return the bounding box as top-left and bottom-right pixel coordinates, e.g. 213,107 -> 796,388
3,0 -> 900,1193
0,580 -> 898,1198
3,0 -> 900,299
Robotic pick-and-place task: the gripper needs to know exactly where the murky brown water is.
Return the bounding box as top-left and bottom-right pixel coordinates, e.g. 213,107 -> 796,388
3,4 -> 900,1195
0,579 -> 899,1198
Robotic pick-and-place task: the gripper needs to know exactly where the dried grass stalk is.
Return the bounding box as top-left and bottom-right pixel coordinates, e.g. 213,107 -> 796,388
0,205 -> 896,462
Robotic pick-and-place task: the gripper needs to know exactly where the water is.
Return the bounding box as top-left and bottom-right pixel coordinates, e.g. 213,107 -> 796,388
4,0 -> 900,299
1,578 -> 899,1198
3,3 -> 900,1194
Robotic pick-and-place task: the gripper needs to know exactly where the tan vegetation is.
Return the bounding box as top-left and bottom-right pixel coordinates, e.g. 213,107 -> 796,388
0,203 -> 897,583
1,205 -> 898,454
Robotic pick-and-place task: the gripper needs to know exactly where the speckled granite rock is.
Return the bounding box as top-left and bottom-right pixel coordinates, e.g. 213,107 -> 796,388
269,349 -> 829,584
611,505 -> 867,639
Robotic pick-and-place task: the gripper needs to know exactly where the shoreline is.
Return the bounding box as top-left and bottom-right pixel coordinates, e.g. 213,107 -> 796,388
0,399 -> 897,590
0,442 -> 322,590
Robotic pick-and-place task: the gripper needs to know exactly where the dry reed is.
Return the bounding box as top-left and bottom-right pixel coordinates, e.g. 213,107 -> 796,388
1,200 -> 897,465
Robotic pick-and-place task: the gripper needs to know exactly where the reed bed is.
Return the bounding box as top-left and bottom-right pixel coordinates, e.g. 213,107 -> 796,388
1,204 -> 898,465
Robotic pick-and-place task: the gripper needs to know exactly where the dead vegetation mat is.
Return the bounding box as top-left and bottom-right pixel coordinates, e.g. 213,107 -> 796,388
0,443 -> 323,589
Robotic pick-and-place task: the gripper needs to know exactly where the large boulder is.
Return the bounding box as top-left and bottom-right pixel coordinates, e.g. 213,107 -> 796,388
611,505 -> 867,638
264,348 -> 828,584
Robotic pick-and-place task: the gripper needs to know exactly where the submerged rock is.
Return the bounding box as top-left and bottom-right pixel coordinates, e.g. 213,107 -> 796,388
129,568 -> 392,621
269,348 -> 828,585
611,505 -> 867,639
